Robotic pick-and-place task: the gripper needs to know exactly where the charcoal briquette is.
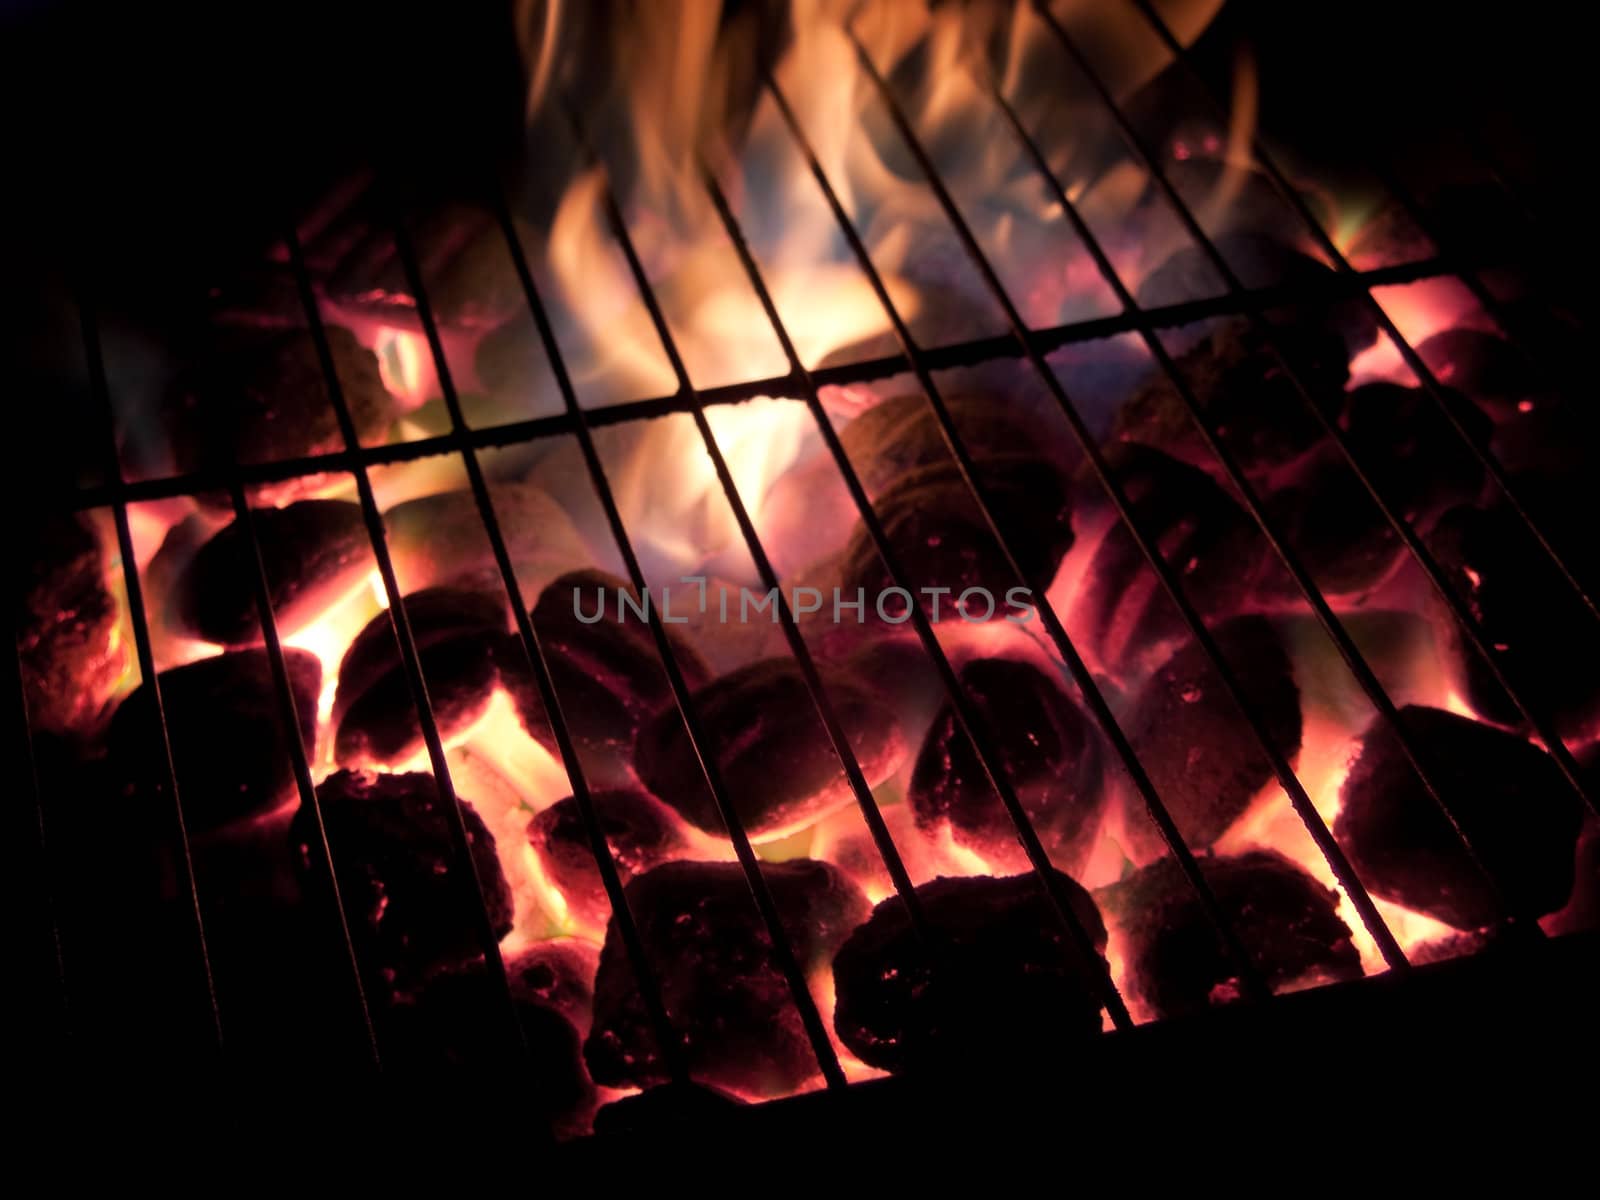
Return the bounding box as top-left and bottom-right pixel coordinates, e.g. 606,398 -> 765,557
1136,232 -> 1377,353
1101,849 -> 1360,1020
164,324 -> 396,494
528,790 -> 695,930
838,392 -> 1042,497
384,483 -> 588,600
633,656 -> 903,840
380,950 -> 596,1130
501,569 -> 711,784
1254,443 -> 1405,600
170,499 -> 370,646
292,769 -> 514,994
1079,442 -> 1268,671
332,588 -> 507,767
317,200 -> 530,332
109,647 -> 320,834
1108,315 -> 1348,473
909,656 -> 1106,875
1334,705 -> 1582,929
1428,503 -> 1600,741
17,510 -> 127,735
1417,328 -> 1535,416
1120,616 -> 1301,863
1336,381 -> 1491,519
507,937 -> 601,1035
585,859 -> 869,1097
838,456 -> 1073,617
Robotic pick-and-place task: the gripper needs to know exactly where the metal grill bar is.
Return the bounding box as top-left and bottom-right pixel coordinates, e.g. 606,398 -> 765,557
1319,165 -> 1570,391
76,290 -> 223,1050
227,484 -> 380,1062
281,226 -> 531,1054
843,33 -> 1415,964
559,121 -> 932,943
760,71 -> 1251,1019
388,197 -> 691,1084
1034,3 -> 1599,821
978,72 -> 1511,931
483,181 -> 850,1088
54,255 -> 1456,516
1360,185 -> 1576,394
1117,1 -> 1599,626
7,634 -> 68,1039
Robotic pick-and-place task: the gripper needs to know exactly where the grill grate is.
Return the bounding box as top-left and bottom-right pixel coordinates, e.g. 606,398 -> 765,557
78,288 -> 224,1050
59,256 -> 1455,515
23,0 -> 1596,1108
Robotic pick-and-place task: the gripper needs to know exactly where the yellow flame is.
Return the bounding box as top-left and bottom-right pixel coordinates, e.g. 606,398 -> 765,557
548,167 -> 679,397
373,326 -> 431,408
517,0 -> 564,120
283,568 -> 386,757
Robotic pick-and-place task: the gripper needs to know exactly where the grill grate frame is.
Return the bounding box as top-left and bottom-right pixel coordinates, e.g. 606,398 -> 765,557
21,0 -> 1596,1102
